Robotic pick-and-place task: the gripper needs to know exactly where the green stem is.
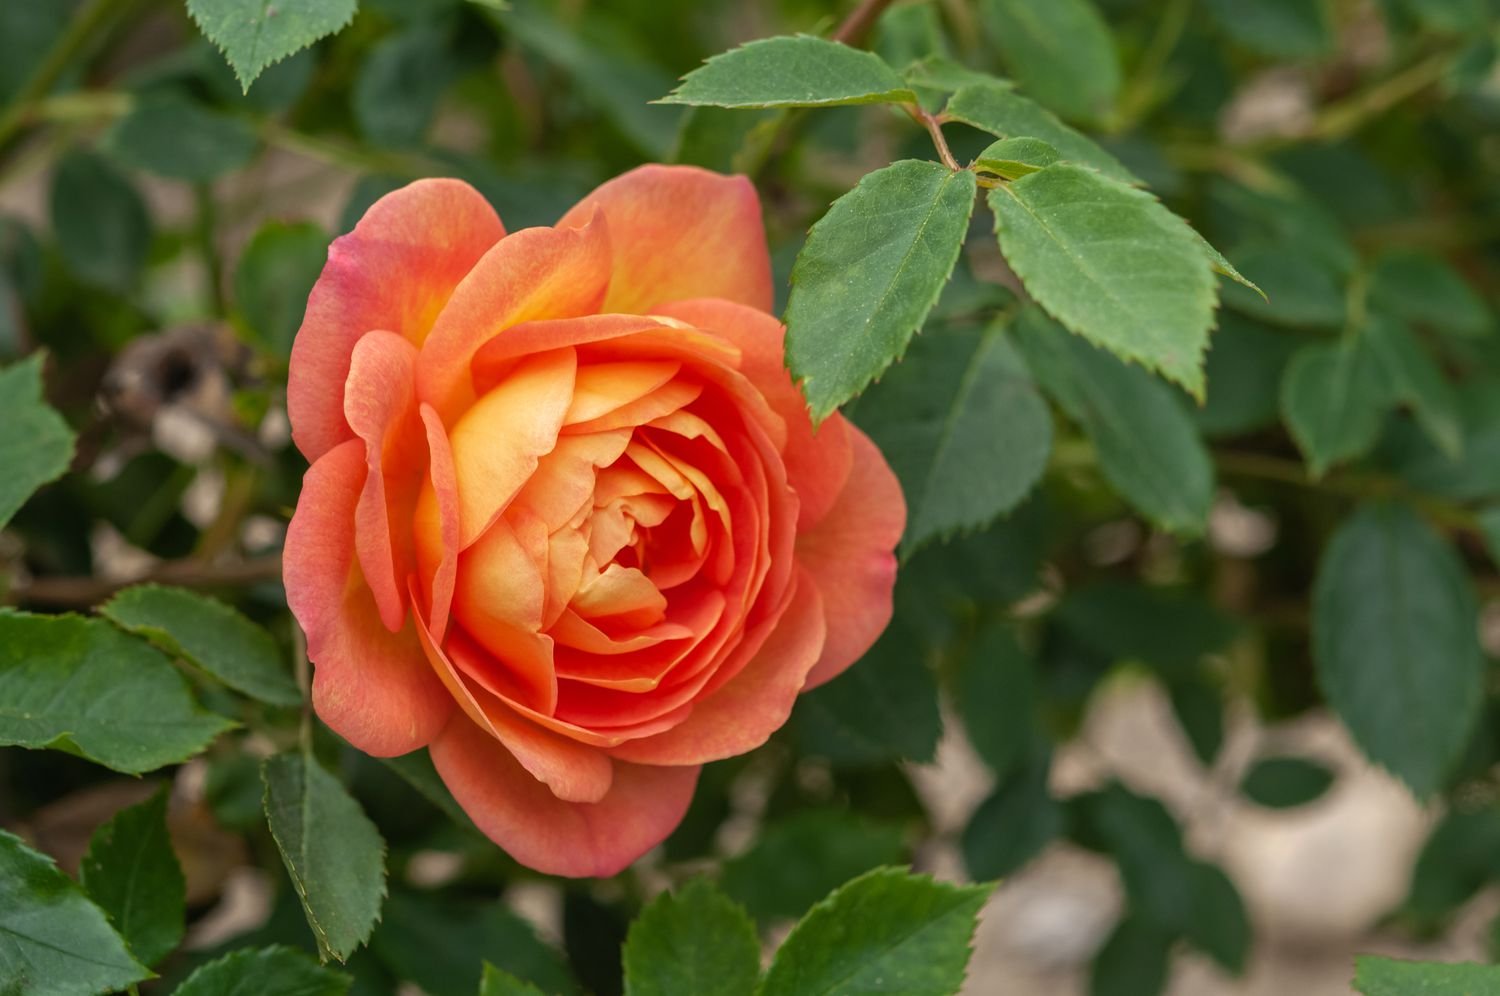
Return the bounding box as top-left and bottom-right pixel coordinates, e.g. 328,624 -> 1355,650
196,184 -> 227,317
0,0 -> 131,151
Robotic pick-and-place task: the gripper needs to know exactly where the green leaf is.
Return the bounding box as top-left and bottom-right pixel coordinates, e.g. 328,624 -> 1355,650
962,746 -> 1062,880
100,584 -> 301,707
80,787 -> 185,967
723,810 -> 907,924
792,597 -> 942,766
104,94 -> 259,182
660,35 -> 915,108
481,963 -> 548,996
1204,0 -> 1334,59
50,150 -> 152,293
372,891 -> 576,996
1240,756 -> 1336,809
1280,337 -> 1393,477
353,24 -> 464,149
378,750 -> 478,833
972,137 -> 1059,179
1089,915 -> 1171,996
955,623 -> 1039,778
1399,0 -> 1492,32
1194,232 -> 1264,299
978,0 -> 1120,123
1386,382 -> 1500,501
1363,316 -> 1462,458
1168,676 -> 1225,766
188,0 -> 358,91
234,220 -> 328,360
0,829 -> 149,995
1055,582 -> 1236,677
1313,503 -> 1484,797
945,83 -> 1136,184
758,867 -> 992,996
262,752 -> 387,962
0,354 -> 74,531
902,56 -> 1006,95
1184,862 -> 1249,975
1070,784 -> 1195,932
623,879 -> 760,996
1220,243 -> 1347,329
497,2 -> 680,159
1014,307 -> 1214,533
989,165 -> 1216,397
1403,806 -> 1500,930
173,944 -> 352,996
1194,314 -> 1300,438
785,160 -> 977,423
857,323 -> 1052,553
1354,955 -> 1500,995
1370,248 -> 1493,338
0,611 -> 234,773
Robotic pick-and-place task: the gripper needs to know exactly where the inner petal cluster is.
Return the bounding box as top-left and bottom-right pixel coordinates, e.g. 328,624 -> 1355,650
412,318 -> 797,744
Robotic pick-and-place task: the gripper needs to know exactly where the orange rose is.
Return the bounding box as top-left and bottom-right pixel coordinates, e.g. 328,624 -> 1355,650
283,166 -> 904,877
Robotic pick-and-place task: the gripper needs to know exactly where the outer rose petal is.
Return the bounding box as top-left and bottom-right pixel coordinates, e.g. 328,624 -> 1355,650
557,165 -> 772,314
289,179 -> 503,462
610,568 -> 826,765
285,440 -> 454,755
796,425 -> 906,689
431,716 -> 699,878
655,298 -> 853,528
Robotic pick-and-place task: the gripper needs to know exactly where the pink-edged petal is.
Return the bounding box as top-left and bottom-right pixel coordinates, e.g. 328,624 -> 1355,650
796,424 -> 905,688
656,298 -> 852,528
290,179 -> 503,462
610,568 -> 825,765
344,330 -> 423,633
431,716 -> 699,878
416,216 -> 611,422
413,403 -> 461,641
557,165 -> 772,314
285,439 -> 454,756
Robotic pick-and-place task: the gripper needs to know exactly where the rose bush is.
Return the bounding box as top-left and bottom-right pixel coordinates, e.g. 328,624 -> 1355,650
282,165 -> 905,877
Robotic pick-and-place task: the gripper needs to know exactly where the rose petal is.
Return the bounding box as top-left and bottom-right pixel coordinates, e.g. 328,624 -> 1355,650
431,715 -> 699,878
413,403 -> 461,640
557,165 -> 772,314
285,440 -> 454,756
290,179 -> 503,462
449,348 -> 577,548
345,330 -> 423,633
417,215 -> 611,422
610,567 -> 825,765
657,298 -> 852,529
796,424 -> 905,688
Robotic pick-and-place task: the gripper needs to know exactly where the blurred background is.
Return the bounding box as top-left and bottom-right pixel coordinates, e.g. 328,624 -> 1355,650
1,0 -> 1499,994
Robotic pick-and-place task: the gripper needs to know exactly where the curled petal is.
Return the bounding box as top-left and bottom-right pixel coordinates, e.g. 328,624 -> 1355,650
558,165 -> 772,314
431,716 -> 699,878
797,425 -> 905,688
290,179 -> 503,461
610,568 -> 825,765
285,440 -> 454,755
417,216 -> 611,422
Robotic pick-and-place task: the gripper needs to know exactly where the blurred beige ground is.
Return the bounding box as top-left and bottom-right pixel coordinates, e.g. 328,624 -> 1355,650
906,678 -> 1489,996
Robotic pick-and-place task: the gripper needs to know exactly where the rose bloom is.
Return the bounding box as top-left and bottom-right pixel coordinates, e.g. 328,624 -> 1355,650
283,166 -> 904,877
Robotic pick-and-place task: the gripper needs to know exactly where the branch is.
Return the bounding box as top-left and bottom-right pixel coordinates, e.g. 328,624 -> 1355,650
8,554 -> 284,608
0,0 -> 132,151
832,0 -> 898,46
